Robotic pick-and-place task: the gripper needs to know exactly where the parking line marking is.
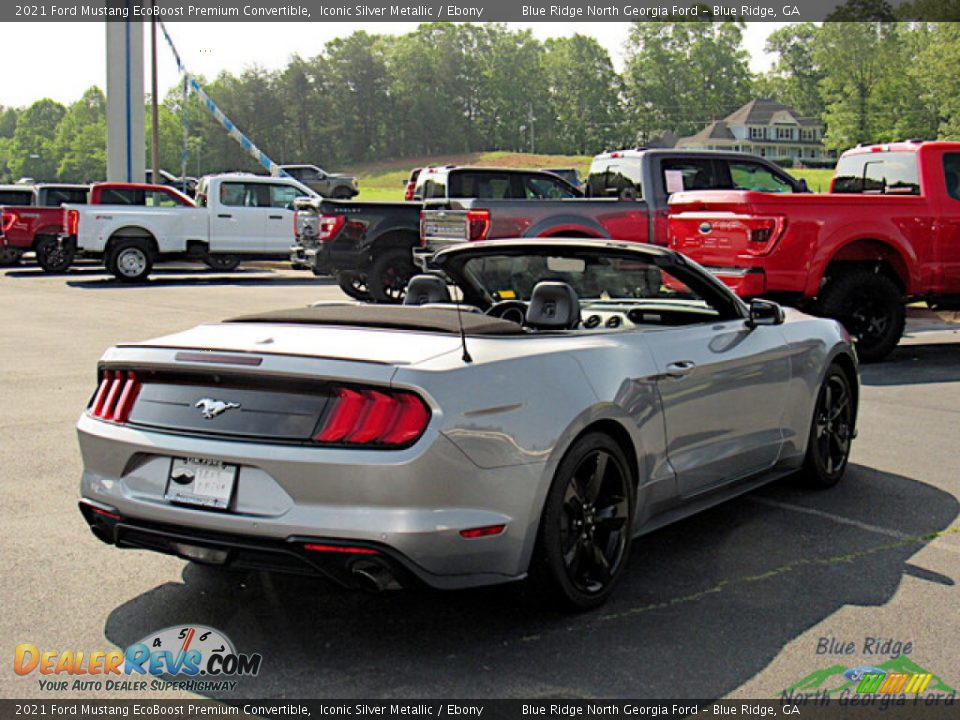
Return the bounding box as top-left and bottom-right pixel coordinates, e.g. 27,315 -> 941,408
748,496 -> 960,555
748,496 -> 910,539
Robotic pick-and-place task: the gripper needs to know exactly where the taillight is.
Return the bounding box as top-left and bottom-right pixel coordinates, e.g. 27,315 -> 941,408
317,214 -> 346,242
64,208 -> 79,236
314,387 -> 430,447
466,209 -> 490,242
404,182 -> 415,201
1,212 -> 17,233
744,216 -> 786,256
89,370 -> 141,424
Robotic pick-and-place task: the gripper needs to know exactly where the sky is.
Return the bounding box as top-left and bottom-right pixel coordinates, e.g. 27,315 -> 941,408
2,21 -> 786,108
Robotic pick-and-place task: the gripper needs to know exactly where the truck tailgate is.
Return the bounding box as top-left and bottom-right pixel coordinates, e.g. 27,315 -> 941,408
668,211 -> 786,266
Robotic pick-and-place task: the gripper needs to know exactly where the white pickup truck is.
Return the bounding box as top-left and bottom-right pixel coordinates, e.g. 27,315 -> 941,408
62,173 -> 316,282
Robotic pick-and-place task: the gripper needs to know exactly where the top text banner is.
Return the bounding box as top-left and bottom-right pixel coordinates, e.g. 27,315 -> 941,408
5,0 -> 958,22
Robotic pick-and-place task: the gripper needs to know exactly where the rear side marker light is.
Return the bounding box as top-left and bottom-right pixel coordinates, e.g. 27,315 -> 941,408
460,524 -> 506,539
89,370 -> 141,424
91,507 -> 121,521
303,543 -> 379,555
314,387 -> 430,447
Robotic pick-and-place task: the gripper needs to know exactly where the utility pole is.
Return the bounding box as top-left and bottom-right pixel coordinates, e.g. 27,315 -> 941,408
528,103 -> 535,154
150,6 -> 160,185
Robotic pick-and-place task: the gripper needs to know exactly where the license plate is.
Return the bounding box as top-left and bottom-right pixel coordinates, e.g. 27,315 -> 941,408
165,458 -> 237,510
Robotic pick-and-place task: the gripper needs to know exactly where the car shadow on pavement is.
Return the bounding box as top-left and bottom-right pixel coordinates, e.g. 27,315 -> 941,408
102,463 -> 957,699
861,342 -> 960,386
4,266 -> 335,288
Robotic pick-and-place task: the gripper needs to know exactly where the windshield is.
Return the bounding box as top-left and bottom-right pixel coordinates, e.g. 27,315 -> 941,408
459,252 -> 710,309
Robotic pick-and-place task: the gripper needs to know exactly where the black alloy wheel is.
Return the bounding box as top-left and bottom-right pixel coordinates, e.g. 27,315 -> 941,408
818,269 -> 904,363
802,366 -> 855,488
337,270 -> 372,301
369,248 -> 416,304
531,432 -> 634,610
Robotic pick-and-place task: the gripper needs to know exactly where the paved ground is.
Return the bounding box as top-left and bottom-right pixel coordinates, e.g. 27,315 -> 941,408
1,262 -> 958,701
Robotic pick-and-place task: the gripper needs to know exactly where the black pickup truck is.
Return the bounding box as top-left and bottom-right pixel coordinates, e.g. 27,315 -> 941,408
292,166 -> 580,302
420,149 -> 808,252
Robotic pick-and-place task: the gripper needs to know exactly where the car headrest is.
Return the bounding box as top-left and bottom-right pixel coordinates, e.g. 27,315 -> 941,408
525,281 -> 581,330
403,274 -> 451,306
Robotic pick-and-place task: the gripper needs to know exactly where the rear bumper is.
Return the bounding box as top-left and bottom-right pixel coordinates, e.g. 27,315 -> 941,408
704,266 -> 767,298
79,499 -> 422,591
77,414 -> 541,590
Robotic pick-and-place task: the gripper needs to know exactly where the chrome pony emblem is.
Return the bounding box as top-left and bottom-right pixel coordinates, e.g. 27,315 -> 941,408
195,398 -> 241,419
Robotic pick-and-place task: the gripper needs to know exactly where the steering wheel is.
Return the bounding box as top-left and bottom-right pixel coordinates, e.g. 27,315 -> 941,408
485,300 -> 528,325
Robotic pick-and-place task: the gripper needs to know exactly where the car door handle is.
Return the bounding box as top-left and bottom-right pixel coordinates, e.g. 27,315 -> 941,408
665,360 -> 696,378
217,213 -> 233,219
268,215 -> 283,220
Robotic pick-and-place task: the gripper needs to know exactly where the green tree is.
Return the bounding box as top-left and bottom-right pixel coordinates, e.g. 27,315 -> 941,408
815,22 -> 898,149
52,86 -> 107,182
7,98 -> 66,181
543,35 -> 623,154
758,23 -> 824,118
914,22 -> 960,138
623,21 -> 752,140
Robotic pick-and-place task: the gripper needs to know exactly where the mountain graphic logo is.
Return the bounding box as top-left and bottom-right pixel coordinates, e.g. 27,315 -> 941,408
784,656 -> 955,697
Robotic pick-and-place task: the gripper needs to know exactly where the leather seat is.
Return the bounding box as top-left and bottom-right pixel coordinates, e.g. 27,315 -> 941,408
525,281 -> 581,330
404,275 -> 451,306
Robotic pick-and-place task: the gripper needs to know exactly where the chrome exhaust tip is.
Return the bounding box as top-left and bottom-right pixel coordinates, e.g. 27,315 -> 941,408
350,559 -> 402,592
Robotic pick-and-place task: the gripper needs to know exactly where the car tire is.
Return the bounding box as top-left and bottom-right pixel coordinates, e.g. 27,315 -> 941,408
817,269 -> 904,363
332,188 -> 354,200
801,365 -> 855,489
0,246 -> 23,266
203,254 -> 241,272
337,270 -> 372,301
527,432 -> 635,611
107,239 -> 153,283
368,248 -> 416,304
35,235 -> 74,273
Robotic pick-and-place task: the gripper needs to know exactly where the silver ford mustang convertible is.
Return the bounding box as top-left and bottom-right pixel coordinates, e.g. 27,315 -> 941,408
78,239 -> 858,609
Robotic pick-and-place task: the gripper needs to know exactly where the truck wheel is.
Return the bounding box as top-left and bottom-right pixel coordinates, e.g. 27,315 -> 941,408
107,239 -> 153,283
332,188 -> 353,200
0,247 -> 23,266
369,248 -> 415,304
203,254 -> 241,272
35,236 -> 74,273
337,270 -> 372,302
817,269 -> 905,363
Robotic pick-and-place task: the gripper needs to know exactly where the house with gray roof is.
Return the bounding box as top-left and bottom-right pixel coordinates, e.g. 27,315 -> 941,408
676,99 -> 834,164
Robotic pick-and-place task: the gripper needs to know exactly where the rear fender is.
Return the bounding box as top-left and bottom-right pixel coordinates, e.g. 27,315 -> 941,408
807,226 -> 916,297
525,215 -> 609,239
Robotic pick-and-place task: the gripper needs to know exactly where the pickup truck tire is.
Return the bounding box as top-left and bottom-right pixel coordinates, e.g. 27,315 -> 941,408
203,254 -> 241,272
337,270 -> 371,302
801,364 -> 854,489
332,188 -> 354,200
0,247 -> 23,266
817,269 -> 904,363
35,235 -> 74,273
369,248 -> 416,304
107,239 -> 153,283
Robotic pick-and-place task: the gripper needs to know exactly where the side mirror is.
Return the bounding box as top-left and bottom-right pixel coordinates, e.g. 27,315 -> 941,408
746,298 -> 785,328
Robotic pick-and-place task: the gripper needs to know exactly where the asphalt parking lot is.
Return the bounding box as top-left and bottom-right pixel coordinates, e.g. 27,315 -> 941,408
1,262 -> 958,701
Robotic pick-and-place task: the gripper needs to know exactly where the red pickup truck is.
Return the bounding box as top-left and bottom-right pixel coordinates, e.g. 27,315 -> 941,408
1,182 -> 194,272
668,141 -> 960,361
0,184 -> 89,266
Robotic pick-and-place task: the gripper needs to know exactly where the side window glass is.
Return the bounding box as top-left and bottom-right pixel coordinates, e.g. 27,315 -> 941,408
662,160 -> 719,193
729,163 -> 793,193
524,176 -> 577,199
943,153 -> 960,201
270,184 -> 300,209
219,183 -> 246,207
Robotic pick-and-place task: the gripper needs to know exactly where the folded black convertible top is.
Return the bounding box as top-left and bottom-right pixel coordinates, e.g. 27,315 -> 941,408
227,304 -> 526,336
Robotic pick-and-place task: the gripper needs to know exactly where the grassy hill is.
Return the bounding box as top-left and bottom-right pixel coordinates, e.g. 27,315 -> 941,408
352,151 -> 836,200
